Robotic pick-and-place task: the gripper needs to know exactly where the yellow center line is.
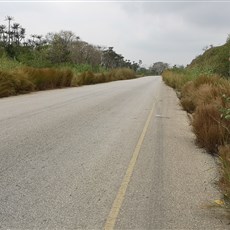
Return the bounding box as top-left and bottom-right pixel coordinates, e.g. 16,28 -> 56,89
104,100 -> 156,230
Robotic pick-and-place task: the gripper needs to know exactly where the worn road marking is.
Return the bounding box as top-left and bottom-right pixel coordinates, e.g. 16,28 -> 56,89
104,100 -> 156,230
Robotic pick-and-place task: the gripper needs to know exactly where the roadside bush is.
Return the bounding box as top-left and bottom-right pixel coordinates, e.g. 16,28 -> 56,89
180,81 -> 197,112
71,68 -> 136,87
0,54 -> 24,71
163,68 -> 230,215
180,75 -> 230,113
110,68 -> 135,81
0,70 -> 34,97
0,66 -> 137,97
71,71 -> 96,86
20,67 -> 74,90
192,104 -> 229,153
162,70 -> 194,91
218,145 -> 230,210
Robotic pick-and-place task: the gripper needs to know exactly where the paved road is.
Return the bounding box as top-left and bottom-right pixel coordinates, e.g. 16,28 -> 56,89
0,76 -> 228,229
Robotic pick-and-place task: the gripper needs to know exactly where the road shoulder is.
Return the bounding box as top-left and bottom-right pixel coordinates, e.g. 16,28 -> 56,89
115,79 -> 229,229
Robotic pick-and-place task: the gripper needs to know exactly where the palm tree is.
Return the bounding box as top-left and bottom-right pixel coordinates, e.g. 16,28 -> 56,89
11,23 -> 20,43
0,24 -> 6,43
19,27 -> 26,44
36,35 -> 42,46
5,16 -> 14,44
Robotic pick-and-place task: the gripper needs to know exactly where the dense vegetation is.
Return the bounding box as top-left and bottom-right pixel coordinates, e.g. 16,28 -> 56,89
0,16 -> 153,97
188,40 -> 230,77
162,38 -> 230,213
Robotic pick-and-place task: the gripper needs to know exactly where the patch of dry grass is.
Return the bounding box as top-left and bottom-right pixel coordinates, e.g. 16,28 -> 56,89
180,75 -> 230,113
0,67 -> 137,98
71,68 -> 136,87
219,145 -> 230,211
0,70 -> 34,97
162,70 -> 193,91
20,67 -> 74,90
163,70 -> 230,213
192,103 -> 229,153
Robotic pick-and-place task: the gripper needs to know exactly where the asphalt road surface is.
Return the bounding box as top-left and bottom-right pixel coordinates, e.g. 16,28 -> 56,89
0,76 -> 228,229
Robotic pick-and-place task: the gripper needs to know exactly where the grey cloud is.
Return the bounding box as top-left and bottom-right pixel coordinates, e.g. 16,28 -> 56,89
0,1 -> 229,66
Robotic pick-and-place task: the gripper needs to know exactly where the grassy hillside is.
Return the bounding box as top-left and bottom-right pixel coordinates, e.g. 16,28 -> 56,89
162,39 -> 230,215
188,41 -> 230,77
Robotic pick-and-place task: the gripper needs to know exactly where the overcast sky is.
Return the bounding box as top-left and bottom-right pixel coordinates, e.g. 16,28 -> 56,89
0,0 -> 230,67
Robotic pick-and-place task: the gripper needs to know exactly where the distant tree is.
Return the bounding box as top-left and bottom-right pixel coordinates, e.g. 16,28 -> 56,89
150,62 -> 169,75
0,16 -> 142,69
47,33 -> 70,63
101,47 -> 129,69
227,34 -> 230,43
5,16 -> 14,44
202,45 -> 209,52
0,24 -> 6,44
11,23 -> 20,44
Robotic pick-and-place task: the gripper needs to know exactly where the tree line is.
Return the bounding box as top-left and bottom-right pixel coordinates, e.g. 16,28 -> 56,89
0,16 -> 144,71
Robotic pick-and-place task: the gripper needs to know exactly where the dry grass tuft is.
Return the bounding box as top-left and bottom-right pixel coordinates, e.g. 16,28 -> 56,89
192,104 -> 229,153
0,67 -> 136,98
0,70 -> 34,97
180,75 -> 230,113
163,69 -> 230,215
180,81 -> 197,113
71,68 -> 136,87
110,68 -> 135,81
219,145 -> 230,210
193,75 -> 221,88
20,67 -> 74,90
162,70 -> 191,90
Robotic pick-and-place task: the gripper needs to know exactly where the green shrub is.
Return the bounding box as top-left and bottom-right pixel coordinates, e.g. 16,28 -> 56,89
0,54 -> 23,71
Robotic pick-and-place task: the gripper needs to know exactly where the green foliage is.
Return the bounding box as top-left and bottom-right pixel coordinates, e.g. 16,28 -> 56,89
0,53 -> 24,71
188,42 -> 230,77
0,15 -> 140,98
57,63 -> 105,74
16,46 -> 52,68
220,95 -> 230,120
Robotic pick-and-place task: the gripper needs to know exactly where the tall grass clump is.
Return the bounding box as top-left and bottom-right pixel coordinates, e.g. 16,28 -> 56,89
180,75 -> 229,113
20,67 -> 74,90
0,66 -> 137,98
162,69 -> 230,212
192,103 -> 230,153
71,68 -> 136,87
0,67 -> 74,97
0,70 -> 34,97
218,145 -> 230,210
0,53 -> 24,71
173,74 -> 230,154
71,71 -> 107,86
109,68 -> 136,81
162,69 -> 195,91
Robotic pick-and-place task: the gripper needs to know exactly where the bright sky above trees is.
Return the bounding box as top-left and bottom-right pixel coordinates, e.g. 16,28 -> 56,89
1,0 -> 230,67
